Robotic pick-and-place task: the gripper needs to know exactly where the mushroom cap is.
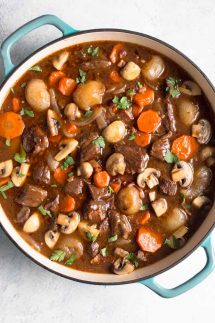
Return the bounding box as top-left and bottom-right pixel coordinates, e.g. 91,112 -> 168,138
106,153 -> 126,176
113,258 -> 135,275
137,168 -> 161,188
172,161 -> 193,188
192,119 -> 212,144
25,79 -> 50,112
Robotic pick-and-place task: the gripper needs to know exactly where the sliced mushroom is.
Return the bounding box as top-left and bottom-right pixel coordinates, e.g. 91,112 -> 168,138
77,162 -> 93,179
162,207 -> 187,233
106,153 -> 126,176
25,79 -> 50,112
78,221 -> 100,241
45,230 -> 60,249
114,247 -> 129,258
113,258 -> 135,275
52,50 -> 69,70
179,81 -> 201,96
47,109 -> 61,136
64,103 -> 81,121
152,198 -> 167,217
171,161 -> 193,188
54,138 -> 78,161
142,55 -> 165,81
172,225 -> 188,239
102,120 -> 126,143
192,119 -> 212,144
23,212 -> 42,233
178,98 -> 199,126
57,236 -> 84,258
45,152 -> 59,171
11,163 -> 30,187
121,61 -> 141,81
117,186 -> 141,215
0,159 -> 13,178
200,146 -> 215,161
57,212 -> 80,234
137,168 -> 161,189
192,195 -> 212,208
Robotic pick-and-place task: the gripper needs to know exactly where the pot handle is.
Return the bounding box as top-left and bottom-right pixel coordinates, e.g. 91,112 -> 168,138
140,235 -> 215,298
0,15 -> 77,77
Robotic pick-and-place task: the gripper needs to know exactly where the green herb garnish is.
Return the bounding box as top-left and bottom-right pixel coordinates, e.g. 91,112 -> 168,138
50,249 -> 66,262
164,150 -> 179,164
0,181 -> 14,199
84,110 -> 93,118
166,77 -> 181,98
140,204 -> 149,211
92,136 -> 105,148
137,81 -> 143,89
86,231 -> 97,242
51,184 -> 58,188
5,139 -> 11,147
108,234 -> 118,243
165,235 -> 180,249
87,46 -> 99,57
61,156 -> 74,170
127,88 -> 136,96
38,205 -> 52,218
20,108 -> 35,118
29,65 -> 42,72
16,173 -> 25,177
68,171 -> 74,178
108,186 -> 114,194
100,247 -> 108,257
113,96 -> 131,110
20,82 -> 27,88
128,133 -> 135,141
125,252 -> 139,267
10,87 -> 15,94
14,145 -> 26,164
76,69 -> 87,84
65,254 -> 77,265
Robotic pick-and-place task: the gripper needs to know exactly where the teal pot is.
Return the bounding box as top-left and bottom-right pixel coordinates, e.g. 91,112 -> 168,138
0,15 -> 214,298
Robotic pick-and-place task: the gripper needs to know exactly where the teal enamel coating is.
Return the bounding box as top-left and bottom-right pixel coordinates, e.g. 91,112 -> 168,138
0,14 -> 214,298
0,15 -> 77,77
141,235 -> 215,298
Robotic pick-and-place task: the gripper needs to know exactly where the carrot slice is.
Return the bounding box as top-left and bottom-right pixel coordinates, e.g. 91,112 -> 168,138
109,70 -> 122,83
171,135 -> 199,161
133,88 -> 154,108
0,177 -> 10,186
137,227 -> 163,253
53,167 -> 69,185
138,210 -> 151,225
60,195 -> 75,212
64,122 -> 79,135
137,110 -> 161,133
109,43 -> 126,64
94,171 -> 110,188
0,112 -> 25,139
132,104 -> 144,117
135,132 -> 151,147
49,134 -> 62,144
58,77 -> 76,96
12,97 -> 21,113
110,180 -> 121,193
49,71 -> 65,87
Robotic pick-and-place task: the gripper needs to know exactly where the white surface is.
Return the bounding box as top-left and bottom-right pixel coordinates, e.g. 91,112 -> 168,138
0,0 -> 214,322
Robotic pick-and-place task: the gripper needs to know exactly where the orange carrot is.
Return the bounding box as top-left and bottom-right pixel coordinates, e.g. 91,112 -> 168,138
60,195 -> 75,212
0,177 -> 10,186
12,97 -> 21,113
138,210 -> 151,225
53,167 -> 69,185
94,171 -> 110,188
0,112 -> 25,139
109,70 -> 122,83
137,227 -> 163,253
64,122 -> 79,135
137,110 -> 161,133
110,180 -> 121,193
49,71 -> 65,87
133,88 -> 154,108
49,134 -> 62,144
135,132 -> 151,147
132,104 -> 144,117
171,135 -> 199,161
109,43 -> 126,64
58,77 -> 76,96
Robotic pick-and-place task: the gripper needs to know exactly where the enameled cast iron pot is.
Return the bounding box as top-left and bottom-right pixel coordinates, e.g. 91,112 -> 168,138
0,15 -> 214,298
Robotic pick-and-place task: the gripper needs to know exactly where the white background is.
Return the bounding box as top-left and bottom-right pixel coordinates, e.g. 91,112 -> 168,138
0,1 -> 215,322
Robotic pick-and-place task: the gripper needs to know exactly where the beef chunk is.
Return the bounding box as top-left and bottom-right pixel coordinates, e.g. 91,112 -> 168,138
15,207 -> 30,223
64,178 -> 84,196
85,200 -> 110,223
109,210 -> 132,239
150,132 -> 172,161
88,184 -> 111,200
33,163 -> 50,185
45,195 -> 59,214
99,217 -> 110,235
119,109 -> 134,124
163,101 -> 176,132
115,142 -> 149,173
15,184 -> 47,207
159,178 -> 177,196
22,126 -> 49,155
80,132 -> 102,162
22,127 -> 35,153
88,242 -> 99,257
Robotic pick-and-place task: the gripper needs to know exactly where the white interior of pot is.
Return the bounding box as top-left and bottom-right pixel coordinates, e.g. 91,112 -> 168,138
0,31 -> 215,284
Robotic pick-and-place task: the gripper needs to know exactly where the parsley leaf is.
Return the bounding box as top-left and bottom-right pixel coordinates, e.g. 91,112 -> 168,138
68,171 -> 74,178
125,252 -> 139,267
166,77 -> 181,98
50,250 -> 66,262
38,205 -> 52,218
5,138 -> 11,147
84,110 -> 93,118
0,181 -> 14,197
86,231 -> 97,242
51,184 -> 58,188
127,88 -> 136,96
140,204 -> 149,211
92,136 -> 105,148
20,82 -> 27,88
29,65 -> 42,72
61,156 -> 74,170
108,186 -> 114,194
100,247 -> 108,257
65,254 -> 77,265
76,69 -> 87,84
108,234 -> 118,243
137,81 -> 143,89
10,87 -> 15,94
87,46 -> 99,57
128,133 -> 135,141
164,150 -> 179,164
165,236 -> 180,249
112,96 -> 131,110
20,108 -> 35,118
14,145 -> 27,164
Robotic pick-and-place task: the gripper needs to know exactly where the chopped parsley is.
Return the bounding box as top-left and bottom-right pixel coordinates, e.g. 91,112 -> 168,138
140,204 -> 149,211
92,136 -> 105,148
164,150 -> 179,164
14,145 -> 26,164
87,45 -> 99,57
29,65 -> 42,72
61,156 -> 74,170
5,138 -> 11,147
16,173 -> 25,178
128,133 -> 135,141
166,77 -> 181,98
100,247 -> 108,257
112,96 -> 131,110
108,186 -> 114,194
108,234 -> 118,243
125,252 -> 139,267
86,231 -> 97,242
84,110 -> 93,118
165,236 -> 181,249
0,181 -> 14,199
50,249 -> 66,262
10,87 -> 15,94
20,108 -> 35,118
76,69 -> 87,84
20,82 -> 27,88
38,205 -> 52,218
51,184 -> 58,188
137,81 -> 143,89
179,193 -> 191,209
127,88 -> 136,96
65,254 -> 77,265
68,171 -> 74,178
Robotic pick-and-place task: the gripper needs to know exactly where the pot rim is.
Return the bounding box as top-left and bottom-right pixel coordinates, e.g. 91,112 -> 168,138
0,27 -> 214,285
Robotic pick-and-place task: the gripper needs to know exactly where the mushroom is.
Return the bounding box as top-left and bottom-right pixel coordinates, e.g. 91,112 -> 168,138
117,186 -> 141,215
113,258 -> 135,275
64,103 -> 81,121
142,55 -> 165,81
54,138 -> 78,162
171,161 -> 193,188
137,168 -> 161,189
179,81 -> 201,96
149,190 -> 157,202
52,50 -> 69,70
192,119 -> 212,144
73,80 -> 105,111
121,61 -> 141,81
47,109 -> 61,136
77,162 -> 93,179
0,159 -> 13,178
45,152 -> 59,171
152,198 -> 167,217
45,230 -> 60,249
178,98 -> 199,126
114,247 -> 129,258
57,236 -> 84,258
201,146 -> 215,161
106,153 -> 126,176
23,212 -> 42,233
11,163 -> 30,187
102,120 -> 126,143
25,79 -> 50,112
57,212 -> 80,234
162,207 -> 187,233
78,220 -> 100,241
192,195 -> 212,208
